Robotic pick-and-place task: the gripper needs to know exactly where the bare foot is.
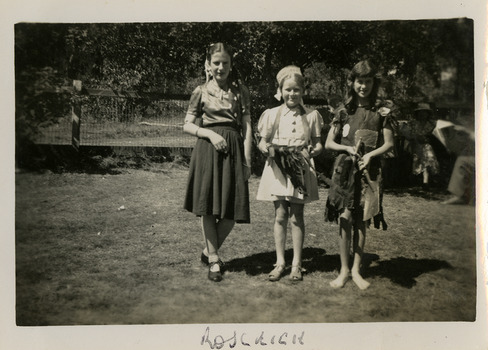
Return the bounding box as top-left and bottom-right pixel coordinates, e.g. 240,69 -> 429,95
330,271 -> 350,288
351,271 -> 370,290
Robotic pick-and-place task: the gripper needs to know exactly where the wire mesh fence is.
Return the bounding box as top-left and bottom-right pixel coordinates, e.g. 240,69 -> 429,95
33,87 -> 332,149
35,90 -> 195,148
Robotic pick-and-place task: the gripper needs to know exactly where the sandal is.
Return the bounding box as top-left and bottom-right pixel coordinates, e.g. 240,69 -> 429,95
268,264 -> 286,282
289,265 -> 303,281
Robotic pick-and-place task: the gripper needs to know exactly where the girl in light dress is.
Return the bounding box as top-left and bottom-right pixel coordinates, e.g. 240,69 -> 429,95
256,65 -> 323,282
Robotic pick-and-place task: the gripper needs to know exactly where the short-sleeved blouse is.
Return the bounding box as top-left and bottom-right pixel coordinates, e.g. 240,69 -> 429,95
187,79 -> 251,127
258,105 -> 324,147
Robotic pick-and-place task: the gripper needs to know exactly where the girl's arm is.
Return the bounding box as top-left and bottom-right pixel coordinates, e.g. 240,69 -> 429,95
241,114 -> 252,180
309,136 -> 323,157
183,114 -> 228,152
258,138 -> 270,155
324,124 -> 357,156
359,125 -> 394,169
256,109 -> 272,156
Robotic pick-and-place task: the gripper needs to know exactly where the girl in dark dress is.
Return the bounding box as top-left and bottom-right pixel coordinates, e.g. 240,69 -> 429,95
183,43 -> 252,282
324,60 -> 395,289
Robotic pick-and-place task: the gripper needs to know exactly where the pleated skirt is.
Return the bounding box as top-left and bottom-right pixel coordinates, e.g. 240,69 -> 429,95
183,125 -> 250,223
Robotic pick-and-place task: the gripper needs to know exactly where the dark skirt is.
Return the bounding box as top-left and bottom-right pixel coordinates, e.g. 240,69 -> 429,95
183,125 -> 250,223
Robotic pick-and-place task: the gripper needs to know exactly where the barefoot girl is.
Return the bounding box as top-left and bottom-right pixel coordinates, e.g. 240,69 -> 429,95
324,60 -> 395,289
256,66 -> 323,282
183,43 -> 252,282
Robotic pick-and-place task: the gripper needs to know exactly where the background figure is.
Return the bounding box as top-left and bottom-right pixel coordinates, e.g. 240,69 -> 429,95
183,43 -> 252,282
400,102 -> 440,189
379,99 -> 404,188
256,65 -> 323,282
433,121 -> 476,205
314,94 -> 344,182
442,155 -> 475,204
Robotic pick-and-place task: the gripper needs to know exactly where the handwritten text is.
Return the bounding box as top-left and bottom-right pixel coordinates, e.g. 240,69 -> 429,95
201,326 -> 305,349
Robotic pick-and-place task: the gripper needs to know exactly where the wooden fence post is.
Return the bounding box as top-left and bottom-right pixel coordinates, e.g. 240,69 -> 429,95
72,80 -> 82,151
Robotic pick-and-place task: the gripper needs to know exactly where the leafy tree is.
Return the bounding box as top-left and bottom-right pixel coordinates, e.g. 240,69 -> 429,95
15,19 -> 474,147
15,24 -> 72,160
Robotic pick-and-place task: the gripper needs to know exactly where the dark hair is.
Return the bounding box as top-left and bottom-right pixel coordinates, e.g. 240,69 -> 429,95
206,42 -> 242,86
206,42 -> 234,62
345,60 -> 381,114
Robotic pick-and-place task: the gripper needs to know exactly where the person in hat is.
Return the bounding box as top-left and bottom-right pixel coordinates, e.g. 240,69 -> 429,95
401,102 -> 440,189
256,65 -> 324,282
323,60 -> 395,290
183,43 -> 252,282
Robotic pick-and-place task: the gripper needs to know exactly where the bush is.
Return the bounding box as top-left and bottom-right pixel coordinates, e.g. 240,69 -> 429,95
16,67 -> 72,162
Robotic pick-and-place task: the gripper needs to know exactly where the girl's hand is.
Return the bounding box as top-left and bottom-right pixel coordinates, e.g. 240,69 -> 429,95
306,145 -> 319,158
243,164 -> 251,181
358,153 -> 372,170
307,145 -> 314,157
301,147 -> 311,160
258,139 -> 269,156
209,133 -> 228,153
345,146 -> 357,157
308,140 -> 323,158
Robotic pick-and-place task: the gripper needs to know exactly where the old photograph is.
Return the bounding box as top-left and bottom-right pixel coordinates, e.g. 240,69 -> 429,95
3,0 -> 487,349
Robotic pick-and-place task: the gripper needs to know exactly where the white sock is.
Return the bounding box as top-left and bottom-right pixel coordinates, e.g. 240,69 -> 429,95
208,254 -> 219,264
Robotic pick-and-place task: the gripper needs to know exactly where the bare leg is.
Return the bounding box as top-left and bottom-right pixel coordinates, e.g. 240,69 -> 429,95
289,203 -> 305,268
273,200 -> 289,267
330,209 -> 352,288
351,221 -> 370,290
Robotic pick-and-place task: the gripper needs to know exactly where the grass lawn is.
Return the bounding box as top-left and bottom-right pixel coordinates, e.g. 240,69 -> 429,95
15,165 -> 477,325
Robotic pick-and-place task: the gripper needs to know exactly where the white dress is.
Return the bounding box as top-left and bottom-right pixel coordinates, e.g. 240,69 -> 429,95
256,104 -> 324,203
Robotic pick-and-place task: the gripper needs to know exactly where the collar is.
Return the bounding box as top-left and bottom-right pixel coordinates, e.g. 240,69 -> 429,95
206,79 -> 231,98
282,104 -> 306,116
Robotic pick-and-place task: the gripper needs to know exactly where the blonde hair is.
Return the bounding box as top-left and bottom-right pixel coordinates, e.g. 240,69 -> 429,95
274,65 -> 305,101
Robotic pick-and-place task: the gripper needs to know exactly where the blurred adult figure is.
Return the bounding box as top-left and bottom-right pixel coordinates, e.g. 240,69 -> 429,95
400,102 -> 439,189
433,120 -> 476,205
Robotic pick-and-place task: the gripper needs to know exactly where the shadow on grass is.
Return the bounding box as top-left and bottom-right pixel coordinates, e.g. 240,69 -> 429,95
225,247 -> 338,276
384,186 -> 447,201
226,250 -> 453,289
363,256 -> 453,288
16,144 -> 188,175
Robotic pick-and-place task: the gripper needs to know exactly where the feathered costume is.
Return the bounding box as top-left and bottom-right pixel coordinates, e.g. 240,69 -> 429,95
324,105 -> 396,229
